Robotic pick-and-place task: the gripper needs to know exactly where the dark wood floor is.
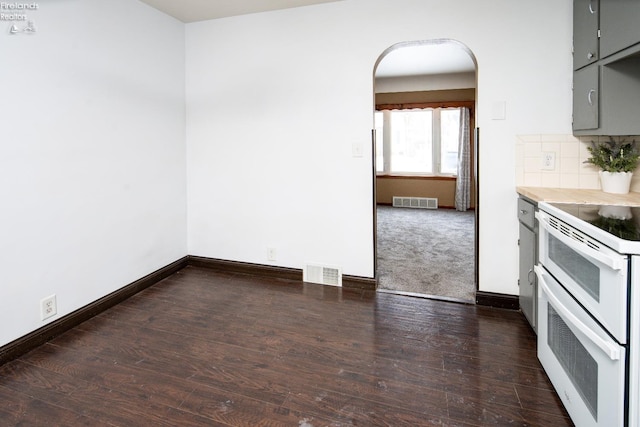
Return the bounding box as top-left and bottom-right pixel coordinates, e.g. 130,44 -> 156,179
0,266 -> 572,426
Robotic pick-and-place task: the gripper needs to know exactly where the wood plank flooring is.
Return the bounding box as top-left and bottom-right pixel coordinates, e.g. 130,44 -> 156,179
0,266 -> 572,426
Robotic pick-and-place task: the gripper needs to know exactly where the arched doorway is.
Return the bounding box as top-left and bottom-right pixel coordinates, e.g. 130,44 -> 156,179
372,39 -> 479,303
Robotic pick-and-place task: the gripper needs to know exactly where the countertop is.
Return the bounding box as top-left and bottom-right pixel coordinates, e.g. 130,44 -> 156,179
516,187 -> 640,206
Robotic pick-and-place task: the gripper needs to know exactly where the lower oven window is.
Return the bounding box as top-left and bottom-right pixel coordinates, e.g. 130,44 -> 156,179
548,304 -> 599,419
549,234 -> 600,301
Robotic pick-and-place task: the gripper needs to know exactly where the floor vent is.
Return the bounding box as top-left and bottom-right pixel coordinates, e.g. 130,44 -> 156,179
303,264 -> 342,287
392,196 -> 438,209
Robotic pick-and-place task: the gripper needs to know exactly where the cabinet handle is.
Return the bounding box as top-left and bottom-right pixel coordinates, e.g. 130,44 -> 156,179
519,209 -> 528,215
527,269 -> 535,285
587,52 -> 594,59
588,89 -> 596,105
589,0 -> 596,14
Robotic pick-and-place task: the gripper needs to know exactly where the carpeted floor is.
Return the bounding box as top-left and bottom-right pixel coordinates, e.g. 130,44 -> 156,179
376,205 -> 476,303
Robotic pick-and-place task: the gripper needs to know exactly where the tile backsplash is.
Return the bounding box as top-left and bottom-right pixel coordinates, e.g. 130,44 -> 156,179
515,134 -> 640,192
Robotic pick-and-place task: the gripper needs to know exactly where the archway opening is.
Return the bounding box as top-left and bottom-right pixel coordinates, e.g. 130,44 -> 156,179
373,39 -> 479,303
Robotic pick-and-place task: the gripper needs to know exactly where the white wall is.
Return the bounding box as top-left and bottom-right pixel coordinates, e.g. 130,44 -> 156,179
0,0 -> 187,346
186,0 -> 573,294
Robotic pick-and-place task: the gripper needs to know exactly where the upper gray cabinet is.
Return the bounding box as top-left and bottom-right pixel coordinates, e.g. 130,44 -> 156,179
573,0 -> 599,70
573,0 -> 640,135
600,1 -> 640,58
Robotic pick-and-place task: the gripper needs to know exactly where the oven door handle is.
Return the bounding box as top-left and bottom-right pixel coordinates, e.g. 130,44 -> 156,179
535,265 -> 621,361
536,211 -> 624,271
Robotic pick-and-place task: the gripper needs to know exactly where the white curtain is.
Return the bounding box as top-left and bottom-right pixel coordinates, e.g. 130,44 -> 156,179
455,107 -> 471,211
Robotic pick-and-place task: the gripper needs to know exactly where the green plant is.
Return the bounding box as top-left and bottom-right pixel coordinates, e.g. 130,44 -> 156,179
584,137 -> 640,173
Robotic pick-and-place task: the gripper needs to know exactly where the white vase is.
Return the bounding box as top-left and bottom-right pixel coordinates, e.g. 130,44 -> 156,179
599,171 -> 633,194
598,205 -> 633,219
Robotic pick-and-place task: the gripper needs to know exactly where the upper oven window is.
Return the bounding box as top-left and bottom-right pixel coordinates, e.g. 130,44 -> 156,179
548,233 -> 600,301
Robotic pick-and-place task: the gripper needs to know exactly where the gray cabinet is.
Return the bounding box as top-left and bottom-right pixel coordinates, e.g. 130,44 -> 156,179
573,0 -> 640,136
573,0 -> 599,70
573,65 -> 599,131
600,54 -> 640,135
574,51 -> 640,135
518,197 -> 537,332
600,0 -> 640,58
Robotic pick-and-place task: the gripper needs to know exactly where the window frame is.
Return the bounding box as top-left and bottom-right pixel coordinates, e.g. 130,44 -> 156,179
375,101 -> 475,178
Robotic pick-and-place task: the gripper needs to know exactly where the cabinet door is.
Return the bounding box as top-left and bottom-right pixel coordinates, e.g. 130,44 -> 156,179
573,0 -> 599,70
573,65 -> 599,131
519,223 -> 536,331
600,0 -> 640,58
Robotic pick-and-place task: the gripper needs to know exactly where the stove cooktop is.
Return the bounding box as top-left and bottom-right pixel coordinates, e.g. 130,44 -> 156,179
538,202 -> 640,254
547,203 -> 640,242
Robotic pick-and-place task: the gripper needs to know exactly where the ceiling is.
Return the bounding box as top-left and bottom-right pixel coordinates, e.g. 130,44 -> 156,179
137,0 -> 476,77
375,42 -> 476,78
137,0 -> 344,23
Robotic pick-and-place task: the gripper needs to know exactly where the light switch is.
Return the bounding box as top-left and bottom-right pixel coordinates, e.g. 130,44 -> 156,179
491,101 -> 506,120
352,142 -> 363,158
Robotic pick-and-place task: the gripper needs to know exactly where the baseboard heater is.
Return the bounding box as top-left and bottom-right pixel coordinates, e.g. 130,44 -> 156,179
303,263 -> 342,287
392,196 -> 438,209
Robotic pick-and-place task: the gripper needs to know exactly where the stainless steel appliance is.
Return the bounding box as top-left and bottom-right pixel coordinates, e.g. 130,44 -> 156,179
536,202 -> 640,427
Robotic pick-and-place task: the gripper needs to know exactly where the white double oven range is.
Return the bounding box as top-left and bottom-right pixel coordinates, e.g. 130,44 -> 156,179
536,201 -> 640,427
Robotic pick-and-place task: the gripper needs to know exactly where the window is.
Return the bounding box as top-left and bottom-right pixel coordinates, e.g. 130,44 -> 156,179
375,107 -> 461,176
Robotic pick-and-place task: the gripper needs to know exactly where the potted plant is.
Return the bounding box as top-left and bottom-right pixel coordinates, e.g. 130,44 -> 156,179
584,137 -> 639,194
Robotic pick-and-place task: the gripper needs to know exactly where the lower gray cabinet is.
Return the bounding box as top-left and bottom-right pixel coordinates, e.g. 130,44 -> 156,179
518,197 -> 537,332
574,54 -> 640,136
573,64 -> 599,132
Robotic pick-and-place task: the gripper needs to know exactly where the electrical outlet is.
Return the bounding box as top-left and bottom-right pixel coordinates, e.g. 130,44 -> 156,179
542,152 -> 556,170
267,247 -> 277,261
40,294 -> 57,321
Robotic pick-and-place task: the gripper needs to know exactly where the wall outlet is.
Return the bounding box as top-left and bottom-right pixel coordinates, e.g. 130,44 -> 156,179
542,152 -> 556,170
40,294 -> 57,321
267,247 -> 277,261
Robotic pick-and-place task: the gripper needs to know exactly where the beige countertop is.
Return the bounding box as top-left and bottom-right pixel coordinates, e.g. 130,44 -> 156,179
516,187 -> 640,206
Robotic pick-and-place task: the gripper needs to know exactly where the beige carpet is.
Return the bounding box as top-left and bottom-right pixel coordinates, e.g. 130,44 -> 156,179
376,205 -> 476,303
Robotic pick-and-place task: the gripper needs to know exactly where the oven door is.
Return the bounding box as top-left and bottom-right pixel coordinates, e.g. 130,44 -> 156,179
537,210 -> 629,343
536,265 -> 626,427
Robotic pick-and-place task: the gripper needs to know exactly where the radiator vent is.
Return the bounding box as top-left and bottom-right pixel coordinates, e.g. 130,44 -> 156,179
303,264 -> 342,287
392,196 -> 438,209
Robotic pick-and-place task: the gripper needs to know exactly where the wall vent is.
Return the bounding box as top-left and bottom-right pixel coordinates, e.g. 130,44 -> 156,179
392,196 -> 438,209
303,264 -> 342,287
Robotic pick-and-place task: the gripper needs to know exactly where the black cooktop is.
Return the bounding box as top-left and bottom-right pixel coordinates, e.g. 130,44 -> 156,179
548,203 -> 640,242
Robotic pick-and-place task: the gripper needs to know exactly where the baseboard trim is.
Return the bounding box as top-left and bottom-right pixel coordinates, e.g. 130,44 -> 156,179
188,256 -> 377,291
0,256 -> 189,366
342,275 -> 377,290
475,291 -> 519,310
188,256 -> 302,281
